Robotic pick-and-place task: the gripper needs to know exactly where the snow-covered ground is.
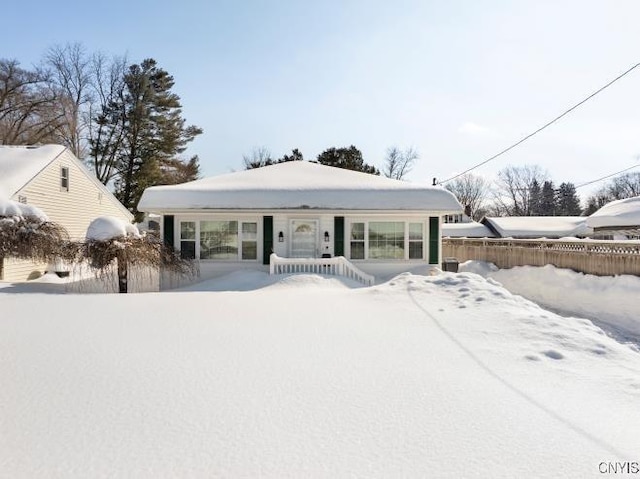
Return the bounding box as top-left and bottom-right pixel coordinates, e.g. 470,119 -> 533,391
460,261 -> 640,343
1,270 -> 640,478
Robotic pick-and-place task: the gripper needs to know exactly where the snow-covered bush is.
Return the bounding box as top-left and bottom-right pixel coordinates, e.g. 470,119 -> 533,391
0,199 -> 69,264
78,216 -> 194,293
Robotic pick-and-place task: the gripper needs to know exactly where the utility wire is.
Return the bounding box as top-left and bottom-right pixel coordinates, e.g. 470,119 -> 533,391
575,163 -> 640,189
438,62 -> 640,185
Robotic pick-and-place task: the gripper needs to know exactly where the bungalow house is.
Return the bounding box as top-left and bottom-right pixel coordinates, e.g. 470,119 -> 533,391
137,161 -> 462,284
0,145 -> 133,281
586,196 -> 640,239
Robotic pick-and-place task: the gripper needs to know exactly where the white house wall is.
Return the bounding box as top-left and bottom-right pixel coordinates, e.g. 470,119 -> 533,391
164,212 -> 444,287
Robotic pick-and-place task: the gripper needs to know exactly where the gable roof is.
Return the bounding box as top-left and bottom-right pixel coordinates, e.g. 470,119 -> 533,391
586,195 -> 640,229
481,216 -> 592,238
138,161 -> 462,212
0,145 -> 66,197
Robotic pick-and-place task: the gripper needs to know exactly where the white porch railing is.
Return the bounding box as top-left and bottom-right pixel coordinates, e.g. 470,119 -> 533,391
269,253 -> 375,286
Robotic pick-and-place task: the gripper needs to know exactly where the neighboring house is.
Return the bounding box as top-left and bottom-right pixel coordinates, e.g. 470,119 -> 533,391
479,216 -> 592,239
442,221 -> 496,238
138,161 -> 462,283
0,145 -> 133,281
586,196 -> 640,240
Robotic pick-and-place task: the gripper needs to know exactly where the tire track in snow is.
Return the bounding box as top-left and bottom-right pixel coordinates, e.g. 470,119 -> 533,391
405,282 -> 626,459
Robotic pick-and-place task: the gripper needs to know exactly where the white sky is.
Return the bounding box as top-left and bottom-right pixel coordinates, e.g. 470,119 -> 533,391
3,0 -> 640,199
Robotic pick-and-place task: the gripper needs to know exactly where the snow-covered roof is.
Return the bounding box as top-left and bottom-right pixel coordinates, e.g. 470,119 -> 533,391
481,216 -> 592,238
0,145 -> 66,197
138,161 -> 462,212
442,222 -> 496,238
586,196 -> 640,229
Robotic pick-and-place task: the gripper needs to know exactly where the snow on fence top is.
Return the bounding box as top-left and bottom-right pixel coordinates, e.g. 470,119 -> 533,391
587,195 -> 640,229
138,161 -> 462,212
0,145 -> 66,197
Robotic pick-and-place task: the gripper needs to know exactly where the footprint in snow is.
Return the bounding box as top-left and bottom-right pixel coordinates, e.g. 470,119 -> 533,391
542,350 -> 564,360
458,287 -> 470,292
524,354 -> 540,361
475,296 -> 485,302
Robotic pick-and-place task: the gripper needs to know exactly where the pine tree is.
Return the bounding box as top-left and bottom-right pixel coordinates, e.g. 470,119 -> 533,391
540,181 -> 556,215
277,148 -> 304,163
529,179 -> 542,216
114,59 -> 202,220
316,145 -> 379,175
556,182 -> 582,216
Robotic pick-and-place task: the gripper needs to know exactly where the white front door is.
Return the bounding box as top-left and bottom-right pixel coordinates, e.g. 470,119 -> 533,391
290,219 -> 318,258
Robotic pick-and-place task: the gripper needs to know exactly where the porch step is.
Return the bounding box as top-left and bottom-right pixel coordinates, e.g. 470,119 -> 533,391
269,254 -> 375,286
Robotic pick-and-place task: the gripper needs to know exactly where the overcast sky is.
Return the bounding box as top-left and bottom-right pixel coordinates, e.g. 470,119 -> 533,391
4,0 -> 640,198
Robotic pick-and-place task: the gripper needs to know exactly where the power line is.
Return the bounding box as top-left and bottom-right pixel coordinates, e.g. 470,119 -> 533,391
438,62 -> 640,185
575,163 -> 640,189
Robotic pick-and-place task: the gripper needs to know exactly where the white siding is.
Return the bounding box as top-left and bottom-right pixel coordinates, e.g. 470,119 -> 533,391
3,149 -> 132,281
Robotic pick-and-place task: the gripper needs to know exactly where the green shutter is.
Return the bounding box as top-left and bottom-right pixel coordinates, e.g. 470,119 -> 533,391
163,215 -> 175,249
263,216 -> 273,265
428,216 -> 439,264
334,216 -> 345,256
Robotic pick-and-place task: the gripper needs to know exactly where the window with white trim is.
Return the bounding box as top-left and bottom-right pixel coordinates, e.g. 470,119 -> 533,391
408,223 -> 424,259
368,222 -> 405,259
350,222 -> 365,260
60,167 -> 69,191
200,221 -> 238,260
180,222 -> 196,259
241,222 -> 258,260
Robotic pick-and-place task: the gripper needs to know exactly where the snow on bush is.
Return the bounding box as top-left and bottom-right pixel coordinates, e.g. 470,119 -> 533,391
86,216 -> 141,242
0,198 -> 67,262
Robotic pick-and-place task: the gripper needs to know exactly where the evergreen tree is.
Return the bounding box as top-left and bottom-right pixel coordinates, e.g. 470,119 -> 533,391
540,181 -> 556,215
277,148 -> 304,163
113,59 -> 202,220
528,179 -> 542,216
316,145 -> 379,175
556,182 -> 582,215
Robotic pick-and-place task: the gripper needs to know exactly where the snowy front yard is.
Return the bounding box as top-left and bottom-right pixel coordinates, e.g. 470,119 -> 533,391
1,271 -> 639,478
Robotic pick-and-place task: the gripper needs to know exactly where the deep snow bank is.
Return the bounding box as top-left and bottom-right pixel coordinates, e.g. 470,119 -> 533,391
460,261 -> 640,340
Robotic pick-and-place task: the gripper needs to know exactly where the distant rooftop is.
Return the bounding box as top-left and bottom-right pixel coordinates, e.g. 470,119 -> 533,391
587,196 -> 640,229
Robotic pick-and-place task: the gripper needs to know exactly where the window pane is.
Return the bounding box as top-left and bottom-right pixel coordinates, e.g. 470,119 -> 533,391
242,222 -> 257,235
350,241 -> 364,260
351,222 -> 364,240
409,242 -> 423,259
368,222 -> 404,259
200,221 -> 238,260
242,241 -> 257,260
180,241 -> 196,259
409,223 -> 423,240
180,221 -> 196,240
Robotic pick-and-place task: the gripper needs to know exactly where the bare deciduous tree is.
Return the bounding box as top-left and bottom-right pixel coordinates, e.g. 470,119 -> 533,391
0,59 -> 61,145
243,146 -> 273,169
44,43 -> 92,158
383,146 -> 418,180
445,174 -> 491,220
86,53 -> 128,184
494,165 -> 549,216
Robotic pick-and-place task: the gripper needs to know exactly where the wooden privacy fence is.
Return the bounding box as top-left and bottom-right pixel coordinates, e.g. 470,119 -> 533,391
442,238 -> 640,276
